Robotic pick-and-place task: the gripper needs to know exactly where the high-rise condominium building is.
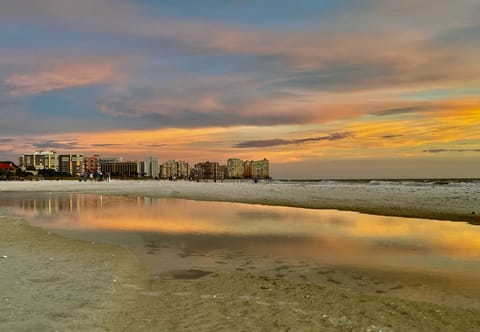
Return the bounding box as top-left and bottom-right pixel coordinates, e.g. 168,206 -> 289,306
160,160 -> 191,179
100,160 -> 143,177
176,160 -> 190,179
144,157 -> 159,177
84,155 -> 101,174
20,151 -> 59,171
227,158 -> 245,178
160,160 -> 177,179
59,154 -> 84,175
194,161 -> 219,180
251,158 -> 270,179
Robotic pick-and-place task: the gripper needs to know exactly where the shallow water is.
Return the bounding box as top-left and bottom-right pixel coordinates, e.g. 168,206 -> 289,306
2,192 -> 479,274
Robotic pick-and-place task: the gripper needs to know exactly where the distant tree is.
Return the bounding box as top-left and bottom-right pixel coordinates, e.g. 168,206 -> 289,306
38,169 -> 61,177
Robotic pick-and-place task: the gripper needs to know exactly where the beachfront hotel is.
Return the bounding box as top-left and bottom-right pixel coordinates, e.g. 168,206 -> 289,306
19,151 -> 59,171
17,151 -> 270,179
59,154 -> 84,176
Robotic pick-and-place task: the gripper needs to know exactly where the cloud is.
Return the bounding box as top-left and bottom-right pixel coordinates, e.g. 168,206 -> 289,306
381,134 -> 403,140
144,144 -> 168,148
234,132 -> 353,148
32,141 -> 81,150
4,58 -> 120,97
374,106 -> 430,117
0,137 -> 14,143
91,143 -> 123,147
423,149 -> 480,153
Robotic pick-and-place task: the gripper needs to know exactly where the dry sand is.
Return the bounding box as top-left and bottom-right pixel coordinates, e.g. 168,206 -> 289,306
1,180 -> 480,331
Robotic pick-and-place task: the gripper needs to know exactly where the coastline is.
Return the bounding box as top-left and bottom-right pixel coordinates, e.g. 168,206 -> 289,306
1,180 -> 480,330
1,179 -> 479,224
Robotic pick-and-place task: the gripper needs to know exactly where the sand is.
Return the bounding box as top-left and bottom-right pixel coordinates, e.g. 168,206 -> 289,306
0,211 -> 143,331
1,180 -> 480,331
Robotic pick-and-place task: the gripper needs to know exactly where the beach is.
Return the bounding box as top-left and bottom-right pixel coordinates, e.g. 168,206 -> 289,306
1,180 -> 480,331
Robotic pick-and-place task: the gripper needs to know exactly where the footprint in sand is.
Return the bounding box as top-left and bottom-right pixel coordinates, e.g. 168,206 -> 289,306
327,277 -> 342,285
390,284 -> 404,290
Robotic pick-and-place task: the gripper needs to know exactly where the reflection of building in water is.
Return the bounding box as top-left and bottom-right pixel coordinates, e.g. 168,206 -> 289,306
137,196 -> 156,207
11,194 -> 109,214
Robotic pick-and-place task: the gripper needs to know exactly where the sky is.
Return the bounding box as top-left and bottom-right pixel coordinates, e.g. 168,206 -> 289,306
0,0 -> 479,179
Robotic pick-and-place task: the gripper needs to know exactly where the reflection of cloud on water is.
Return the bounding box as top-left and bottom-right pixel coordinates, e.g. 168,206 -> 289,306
235,210 -> 288,221
373,240 -> 429,254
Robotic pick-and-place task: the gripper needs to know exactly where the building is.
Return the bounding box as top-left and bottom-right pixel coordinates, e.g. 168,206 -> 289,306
144,157 -> 159,178
227,158 -> 245,178
99,157 -> 123,163
84,155 -> 101,174
176,160 -> 190,179
160,160 -> 191,179
59,154 -> 84,175
160,160 -> 177,179
100,160 -> 142,177
243,160 -> 252,178
242,158 -> 269,179
218,164 -> 227,180
20,151 -> 59,171
251,158 -> 270,179
194,161 -> 219,180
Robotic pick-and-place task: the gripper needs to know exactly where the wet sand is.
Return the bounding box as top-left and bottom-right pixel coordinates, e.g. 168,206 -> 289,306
1,181 -> 480,330
0,210 -> 143,331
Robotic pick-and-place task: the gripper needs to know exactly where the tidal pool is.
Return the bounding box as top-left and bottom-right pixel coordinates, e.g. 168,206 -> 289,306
2,192 -> 480,306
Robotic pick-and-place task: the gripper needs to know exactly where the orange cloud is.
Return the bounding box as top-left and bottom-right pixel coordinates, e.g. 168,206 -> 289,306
5,58 -> 121,97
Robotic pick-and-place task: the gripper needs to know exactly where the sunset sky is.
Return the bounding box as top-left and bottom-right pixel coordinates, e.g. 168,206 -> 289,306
1,0 -> 479,178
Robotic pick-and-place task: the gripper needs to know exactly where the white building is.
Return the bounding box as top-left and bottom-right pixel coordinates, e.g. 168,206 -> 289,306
144,157 -> 159,177
20,151 -> 59,171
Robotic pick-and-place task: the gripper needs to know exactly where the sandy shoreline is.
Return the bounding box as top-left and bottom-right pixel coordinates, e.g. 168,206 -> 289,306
1,179 -> 479,224
1,180 -> 480,330
0,210 -> 144,331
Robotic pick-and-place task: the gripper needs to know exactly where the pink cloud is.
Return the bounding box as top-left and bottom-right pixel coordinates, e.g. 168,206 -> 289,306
5,59 -> 121,97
